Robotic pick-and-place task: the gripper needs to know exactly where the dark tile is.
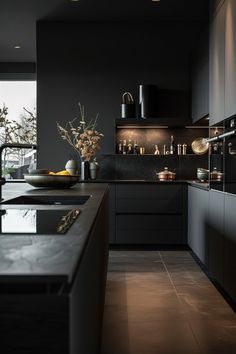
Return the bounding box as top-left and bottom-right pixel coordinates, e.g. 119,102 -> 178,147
127,320 -> 201,354
102,251 -> 236,354
189,319 -> 236,354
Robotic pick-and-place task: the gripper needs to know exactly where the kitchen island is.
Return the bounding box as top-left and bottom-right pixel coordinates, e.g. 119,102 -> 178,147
0,183 -> 109,354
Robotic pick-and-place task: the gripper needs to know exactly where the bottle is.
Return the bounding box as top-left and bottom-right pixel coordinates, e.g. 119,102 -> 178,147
170,135 -> 175,155
127,140 -> 133,154
133,141 -> 139,154
118,140 -> 123,154
163,145 -> 167,155
182,143 -> 187,155
122,140 -> 127,155
177,144 -> 182,155
154,145 -> 160,155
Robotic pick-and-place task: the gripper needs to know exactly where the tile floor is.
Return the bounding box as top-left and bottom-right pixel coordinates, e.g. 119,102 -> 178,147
101,250 -> 236,354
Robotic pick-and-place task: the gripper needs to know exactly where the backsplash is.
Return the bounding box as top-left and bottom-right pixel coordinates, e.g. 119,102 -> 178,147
96,154 -> 208,180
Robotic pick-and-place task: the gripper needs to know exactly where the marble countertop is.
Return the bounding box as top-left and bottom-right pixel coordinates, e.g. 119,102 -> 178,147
0,183 -> 109,284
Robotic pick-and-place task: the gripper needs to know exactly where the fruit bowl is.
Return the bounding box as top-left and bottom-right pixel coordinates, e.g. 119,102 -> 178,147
24,174 -> 80,188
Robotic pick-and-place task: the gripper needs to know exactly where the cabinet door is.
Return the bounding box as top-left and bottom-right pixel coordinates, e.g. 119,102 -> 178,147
209,1 -> 226,125
108,185 -> 116,243
188,186 -> 209,265
116,215 -> 183,244
191,27 -> 209,123
224,194 -> 236,302
225,0 -> 236,119
116,184 -> 183,214
208,190 -> 225,286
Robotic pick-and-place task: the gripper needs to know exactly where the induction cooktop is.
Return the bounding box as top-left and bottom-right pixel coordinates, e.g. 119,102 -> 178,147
0,209 -> 80,235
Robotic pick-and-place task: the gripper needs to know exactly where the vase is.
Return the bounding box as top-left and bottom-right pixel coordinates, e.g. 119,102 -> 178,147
80,161 -> 89,180
89,160 -> 99,180
65,159 -> 78,175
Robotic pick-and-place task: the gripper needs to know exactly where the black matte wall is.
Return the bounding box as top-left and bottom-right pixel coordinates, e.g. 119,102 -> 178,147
37,22 -> 201,170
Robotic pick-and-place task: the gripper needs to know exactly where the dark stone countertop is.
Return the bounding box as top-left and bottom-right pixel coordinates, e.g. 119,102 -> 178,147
0,183 -> 109,284
76,179 -> 210,190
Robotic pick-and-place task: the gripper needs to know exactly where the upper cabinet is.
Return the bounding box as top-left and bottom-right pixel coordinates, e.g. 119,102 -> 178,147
225,0 -> 236,119
191,27 -> 209,123
210,0 -> 236,125
209,0 -> 225,125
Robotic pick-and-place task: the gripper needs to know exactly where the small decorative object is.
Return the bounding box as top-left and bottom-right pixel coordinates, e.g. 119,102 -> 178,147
154,145 -> 160,155
197,168 -> 209,182
121,92 -> 135,118
182,143 -> 187,155
177,144 -> 182,155
191,138 -> 209,155
140,147 -> 145,155
65,159 -> 78,175
89,158 -> 99,180
57,102 -> 104,181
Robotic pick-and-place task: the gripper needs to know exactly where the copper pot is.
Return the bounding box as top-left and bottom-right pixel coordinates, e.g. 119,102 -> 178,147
210,167 -> 223,181
156,167 -> 176,181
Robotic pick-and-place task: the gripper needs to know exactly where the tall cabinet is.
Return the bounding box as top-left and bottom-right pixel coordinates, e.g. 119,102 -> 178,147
209,0 -> 225,125
225,0 -> 236,118
210,0 -> 236,125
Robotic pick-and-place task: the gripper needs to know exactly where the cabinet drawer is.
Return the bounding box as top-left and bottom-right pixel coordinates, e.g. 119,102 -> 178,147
116,215 -> 183,244
116,185 -> 183,214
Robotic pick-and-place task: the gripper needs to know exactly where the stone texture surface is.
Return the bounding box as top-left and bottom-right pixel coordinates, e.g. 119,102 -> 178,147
102,250 -> 236,354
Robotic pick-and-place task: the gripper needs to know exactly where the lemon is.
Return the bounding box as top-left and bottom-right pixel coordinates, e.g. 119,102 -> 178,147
56,170 -> 70,176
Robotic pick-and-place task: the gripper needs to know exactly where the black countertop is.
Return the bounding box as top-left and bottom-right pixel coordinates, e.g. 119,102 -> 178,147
0,183 -> 109,284
76,179 -> 209,190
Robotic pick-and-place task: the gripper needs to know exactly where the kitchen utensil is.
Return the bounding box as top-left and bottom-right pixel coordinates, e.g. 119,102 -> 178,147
197,168 -> 209,182
156,167 -> 176,181
191,138 -> 209,155
24,174 -> 79,188
210,167 -> 223,181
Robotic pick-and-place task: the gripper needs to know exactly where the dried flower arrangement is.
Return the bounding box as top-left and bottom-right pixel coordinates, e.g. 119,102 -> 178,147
57,103 -> 103,162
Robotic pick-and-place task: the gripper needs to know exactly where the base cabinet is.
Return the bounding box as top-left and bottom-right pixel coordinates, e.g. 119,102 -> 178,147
188,186 -> 209,265
224,194 -> 236,302
114,184 -> 186,245
208,190 -> 225,287
189,187 -> 236,303
0,196 -> 109,354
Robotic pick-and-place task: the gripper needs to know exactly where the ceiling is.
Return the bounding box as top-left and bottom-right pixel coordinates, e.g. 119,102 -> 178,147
0,0 -> 209,62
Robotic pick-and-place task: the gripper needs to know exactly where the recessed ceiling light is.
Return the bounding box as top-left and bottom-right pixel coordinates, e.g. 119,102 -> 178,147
14,45 -> 21,49
70,0 -> 80,2
152,0 -> 161,2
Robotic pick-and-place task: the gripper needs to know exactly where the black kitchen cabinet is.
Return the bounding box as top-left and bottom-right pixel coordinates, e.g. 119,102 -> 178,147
108,184 -> 116,243
208,190 -> 225,286
225,0 -> 236,119
209,0 -> 225,125
114,184 -> 186,245
188,186 -> 209,265
191,27 -> 209,123
0,192 -> 109,354
224,193 -> 236,302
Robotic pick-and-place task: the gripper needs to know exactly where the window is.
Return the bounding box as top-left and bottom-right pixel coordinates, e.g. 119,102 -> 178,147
0,80 -> 36,178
